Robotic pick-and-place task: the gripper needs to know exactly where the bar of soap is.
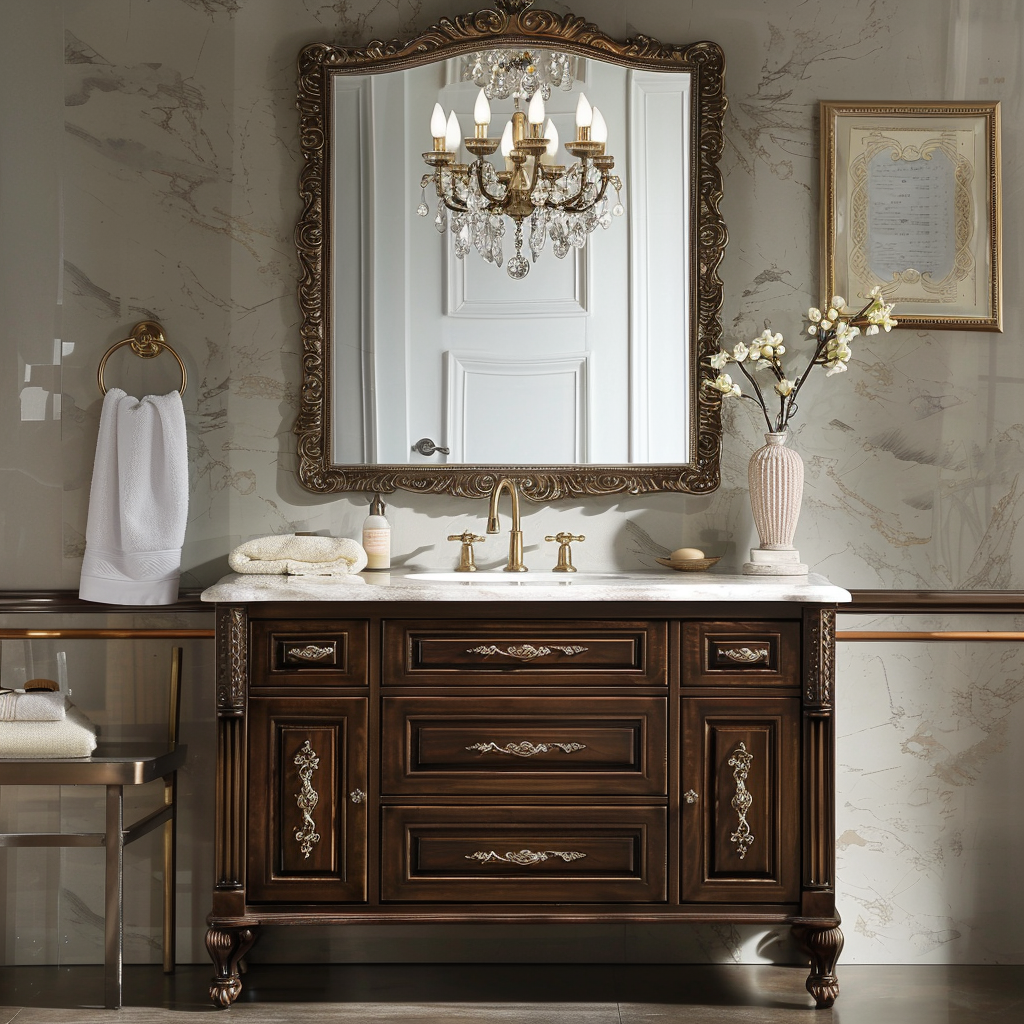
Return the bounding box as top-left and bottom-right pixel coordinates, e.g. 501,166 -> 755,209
671,547 -> 704,561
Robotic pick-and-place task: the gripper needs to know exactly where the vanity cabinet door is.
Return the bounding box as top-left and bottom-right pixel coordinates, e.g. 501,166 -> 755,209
680,696 -> 800,903
247,697 -> 367,903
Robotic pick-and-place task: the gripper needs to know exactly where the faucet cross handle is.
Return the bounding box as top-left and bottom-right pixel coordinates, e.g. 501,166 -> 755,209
545,532 -> 585,573
447,531 -> 485,572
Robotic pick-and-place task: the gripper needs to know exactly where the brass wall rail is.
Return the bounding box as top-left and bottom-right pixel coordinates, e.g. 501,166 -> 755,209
837,630 -> 1024,642
0,629 -> 213,640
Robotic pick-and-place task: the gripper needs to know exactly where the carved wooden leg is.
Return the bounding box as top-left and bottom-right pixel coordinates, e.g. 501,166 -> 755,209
792,923 -> 844,1008
206,925 -> 259,1007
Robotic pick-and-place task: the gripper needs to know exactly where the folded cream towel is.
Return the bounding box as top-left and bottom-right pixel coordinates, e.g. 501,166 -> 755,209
79,388 -> 189,605
0,706 -> 97,758
0,690 -> 67,722
228,534 -> 367,576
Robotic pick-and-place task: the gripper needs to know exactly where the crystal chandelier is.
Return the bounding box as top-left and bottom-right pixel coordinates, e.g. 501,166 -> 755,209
417,81 -> 624,280
460,48 -> 576,101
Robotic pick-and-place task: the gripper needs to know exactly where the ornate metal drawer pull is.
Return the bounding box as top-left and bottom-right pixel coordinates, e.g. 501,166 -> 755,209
466,849 -> 587,865
466,740 -> 587,757
721,646 -> 770,664
466,643 -> 588,661
728,742 -> 755,860
349,789 -> 365,804
285,644 -> 335,663
684,789 -> 699,804
293,740 -> 321,859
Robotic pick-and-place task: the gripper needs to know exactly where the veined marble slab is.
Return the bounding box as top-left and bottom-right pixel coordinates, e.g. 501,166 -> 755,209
200,570 -> 851,604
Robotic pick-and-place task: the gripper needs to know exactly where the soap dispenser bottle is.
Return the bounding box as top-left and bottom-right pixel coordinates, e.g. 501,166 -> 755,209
362,493 -> 391,571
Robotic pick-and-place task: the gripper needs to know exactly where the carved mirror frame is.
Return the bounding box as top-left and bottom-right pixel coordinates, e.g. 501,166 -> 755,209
295,0 -> 727,500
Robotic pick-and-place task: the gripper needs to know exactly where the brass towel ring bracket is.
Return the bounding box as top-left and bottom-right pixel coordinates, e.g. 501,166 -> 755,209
97,320 -> 187,396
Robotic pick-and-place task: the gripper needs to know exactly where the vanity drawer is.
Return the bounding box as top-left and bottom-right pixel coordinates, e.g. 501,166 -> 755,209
383,621 -> 666,687
682,621 -> 800,688
381,805 -> 666,902
382,696 -> 667,796
251,619 -> 369,688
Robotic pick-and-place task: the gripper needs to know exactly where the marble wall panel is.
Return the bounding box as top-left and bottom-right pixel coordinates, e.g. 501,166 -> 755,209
0,0 -> 1021,968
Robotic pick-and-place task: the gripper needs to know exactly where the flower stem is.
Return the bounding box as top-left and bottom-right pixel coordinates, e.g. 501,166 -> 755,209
733,358 -> 774,433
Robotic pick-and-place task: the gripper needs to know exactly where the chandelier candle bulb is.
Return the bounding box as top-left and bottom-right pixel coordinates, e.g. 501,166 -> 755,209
474,89 -> 491,127
430,102 -> 447,149
591,107 -> 608,147
500,120 -> 514,170
541,119 -> 559,165
575,92 -> 592,140
445,111 -> 462,153
527,92 -> 545,133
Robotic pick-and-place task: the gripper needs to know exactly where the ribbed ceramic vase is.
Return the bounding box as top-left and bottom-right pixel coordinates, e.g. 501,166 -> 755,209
743,432 -> 808,575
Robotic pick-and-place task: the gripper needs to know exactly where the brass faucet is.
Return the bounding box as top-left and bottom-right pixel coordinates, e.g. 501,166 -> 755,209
486,478 -> 528,572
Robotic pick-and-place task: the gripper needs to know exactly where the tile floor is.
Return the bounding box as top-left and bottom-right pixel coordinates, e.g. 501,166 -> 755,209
0,963 -> 1021,1023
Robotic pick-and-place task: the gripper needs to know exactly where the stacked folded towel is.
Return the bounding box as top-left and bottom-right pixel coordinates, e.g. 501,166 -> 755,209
0,689 -> 97,758
228,534 -> 368,576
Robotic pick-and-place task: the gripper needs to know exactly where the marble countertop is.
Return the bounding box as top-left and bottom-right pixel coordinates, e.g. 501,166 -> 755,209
201,570 -> 851,604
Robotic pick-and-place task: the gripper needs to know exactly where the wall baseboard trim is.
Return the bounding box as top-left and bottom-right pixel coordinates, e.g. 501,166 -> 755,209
849,590 -> 1024,614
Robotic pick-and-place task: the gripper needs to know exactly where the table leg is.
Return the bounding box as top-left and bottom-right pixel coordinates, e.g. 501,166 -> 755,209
104,785 -> 124,1010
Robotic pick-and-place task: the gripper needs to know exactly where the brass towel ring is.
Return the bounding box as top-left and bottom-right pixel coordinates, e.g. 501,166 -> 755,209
97,320 -> 187,396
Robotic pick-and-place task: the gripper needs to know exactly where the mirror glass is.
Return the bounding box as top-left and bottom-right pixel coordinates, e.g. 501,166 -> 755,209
295,8 -> 726,499
332,58 -> 692,467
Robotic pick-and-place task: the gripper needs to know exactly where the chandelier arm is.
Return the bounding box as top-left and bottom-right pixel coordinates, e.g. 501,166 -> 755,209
539,163 -> 594,211
430,172 -> 472,214
525,157 -> 547,196
472,160 -> 515,209
562,174 -> 611,213
435,188 -> 471,215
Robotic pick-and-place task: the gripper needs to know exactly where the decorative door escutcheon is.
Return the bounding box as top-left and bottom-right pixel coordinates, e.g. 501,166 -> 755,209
728,742 -> 755,859
293,740 -> 321,859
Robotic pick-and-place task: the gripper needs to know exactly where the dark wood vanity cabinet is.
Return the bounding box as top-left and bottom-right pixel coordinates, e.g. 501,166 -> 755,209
207,601 -> 843,1010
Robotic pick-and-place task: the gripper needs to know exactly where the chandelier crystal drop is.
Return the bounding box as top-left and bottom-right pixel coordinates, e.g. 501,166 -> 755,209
418,83 -> 624,280
461,48 -> 577,101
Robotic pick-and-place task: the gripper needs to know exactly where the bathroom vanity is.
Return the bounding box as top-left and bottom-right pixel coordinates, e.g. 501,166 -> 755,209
202,571 -> 849,1008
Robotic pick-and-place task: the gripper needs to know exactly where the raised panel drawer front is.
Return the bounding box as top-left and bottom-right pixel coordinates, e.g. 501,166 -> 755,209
381,806 -> 667,902
251,618 -> 369,688
682,621 -> 800,687
247,698 -> 367,902
382,696 -> 667,795
383,621 -> 666,687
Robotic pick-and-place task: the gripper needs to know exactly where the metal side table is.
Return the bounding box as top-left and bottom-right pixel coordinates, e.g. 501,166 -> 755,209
0,647 -> 186,1009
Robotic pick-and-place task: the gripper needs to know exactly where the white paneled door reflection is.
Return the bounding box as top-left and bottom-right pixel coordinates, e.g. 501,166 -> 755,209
445,352 -> 589,464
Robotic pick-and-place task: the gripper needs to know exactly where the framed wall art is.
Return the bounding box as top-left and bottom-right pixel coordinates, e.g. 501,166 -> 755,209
820,101 -> 1001,331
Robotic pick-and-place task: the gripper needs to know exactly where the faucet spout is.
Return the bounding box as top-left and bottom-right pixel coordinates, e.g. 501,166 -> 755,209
486,478 -> 527,572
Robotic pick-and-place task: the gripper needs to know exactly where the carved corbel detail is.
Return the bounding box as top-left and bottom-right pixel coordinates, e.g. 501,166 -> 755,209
803,607 -> 836,710
216,605 -> 247,714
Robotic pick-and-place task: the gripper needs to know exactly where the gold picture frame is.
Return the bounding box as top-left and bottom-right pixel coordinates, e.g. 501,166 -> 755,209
820,101 -> 1001,331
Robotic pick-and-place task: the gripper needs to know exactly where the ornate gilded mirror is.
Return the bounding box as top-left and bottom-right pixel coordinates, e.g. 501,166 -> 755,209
295,0 -> 727,499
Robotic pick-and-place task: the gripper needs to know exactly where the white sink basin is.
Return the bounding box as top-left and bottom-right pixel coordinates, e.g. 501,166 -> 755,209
406,571 -> 625,585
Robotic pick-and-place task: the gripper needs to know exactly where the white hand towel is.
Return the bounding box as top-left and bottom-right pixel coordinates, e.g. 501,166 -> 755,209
0,706 -> 97,758
229,534 -> 367,576
0,690 -> 67,722
79,388 -> 189,605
